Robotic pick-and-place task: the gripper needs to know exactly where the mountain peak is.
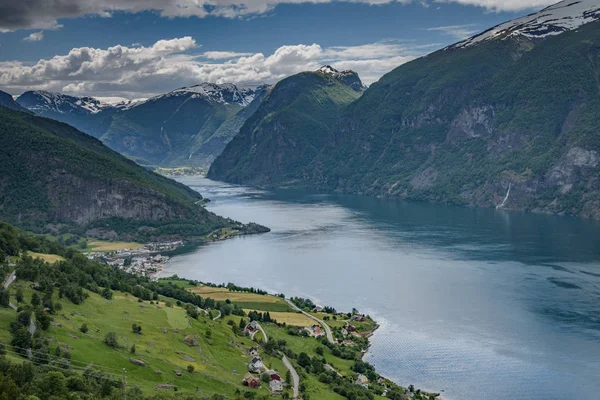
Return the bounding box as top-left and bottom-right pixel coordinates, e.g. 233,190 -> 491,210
164,82 -> 266,106
451,0 -> 600,49
16,90 -> 114,115
316,65 -> 365,92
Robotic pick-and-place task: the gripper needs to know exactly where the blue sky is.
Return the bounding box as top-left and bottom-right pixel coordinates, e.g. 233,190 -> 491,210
0,0 -> 558,99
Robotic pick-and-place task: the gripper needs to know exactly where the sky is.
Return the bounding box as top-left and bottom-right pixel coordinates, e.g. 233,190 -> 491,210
0,0 -> 561,100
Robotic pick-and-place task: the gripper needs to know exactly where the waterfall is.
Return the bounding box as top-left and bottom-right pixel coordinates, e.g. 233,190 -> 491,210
496,182 -> 511,209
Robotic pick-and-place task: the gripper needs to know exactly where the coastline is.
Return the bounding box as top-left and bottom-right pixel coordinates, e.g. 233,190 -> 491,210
157,265 -> 441,399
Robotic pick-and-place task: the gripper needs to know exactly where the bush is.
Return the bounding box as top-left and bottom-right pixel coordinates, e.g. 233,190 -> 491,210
103,332 -> 119,349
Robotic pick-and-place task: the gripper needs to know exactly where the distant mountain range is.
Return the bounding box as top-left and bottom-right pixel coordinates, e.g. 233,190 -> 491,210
0,93 -> 267,240
15,83 -> 271,167
210,0 -> 600,220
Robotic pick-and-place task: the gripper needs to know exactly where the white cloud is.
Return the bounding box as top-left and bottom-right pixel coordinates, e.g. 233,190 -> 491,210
433,0 -> 557,13
0,36 -> 431,98
425,24 -> 480,40
0,0 -> 555,31
23,31 -> 44,41
202,51 -> 254,59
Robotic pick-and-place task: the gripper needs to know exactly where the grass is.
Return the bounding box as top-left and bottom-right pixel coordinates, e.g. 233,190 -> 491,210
12,284 -> 258,397
86,240 -> 143,252
244,310 -> 315,327
188,286 -> 294,312
27,252 -> 65,263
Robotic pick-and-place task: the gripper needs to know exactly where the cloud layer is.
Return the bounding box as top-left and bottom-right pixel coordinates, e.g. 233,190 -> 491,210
0,37 -> 432,97
0,0 -> 557,31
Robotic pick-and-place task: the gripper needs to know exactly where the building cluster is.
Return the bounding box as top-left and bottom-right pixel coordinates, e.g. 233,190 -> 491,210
242,347 -> 285,393
86,241 -> 183,279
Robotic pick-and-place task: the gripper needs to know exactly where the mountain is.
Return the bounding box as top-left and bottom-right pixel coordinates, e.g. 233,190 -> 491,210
15,90 -> 118,138
0,90 -> 28,112
207,66 -> 365,184
0,105 -> 264,240
16,83 -> 271,167
101,83 -> 270,167
451,0 -> 600,49
210,2 -> 600,220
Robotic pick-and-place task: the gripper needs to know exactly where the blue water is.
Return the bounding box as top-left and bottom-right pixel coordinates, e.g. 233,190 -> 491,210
164,177 -> 600,400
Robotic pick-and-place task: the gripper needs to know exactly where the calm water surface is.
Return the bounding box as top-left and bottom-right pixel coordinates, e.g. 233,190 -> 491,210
164,177 -> 600,400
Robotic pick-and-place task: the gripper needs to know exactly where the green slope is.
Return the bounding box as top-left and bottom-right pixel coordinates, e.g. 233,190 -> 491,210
0,107 -> 246,240
208,69 -> 364,185
310,21 -> 600,219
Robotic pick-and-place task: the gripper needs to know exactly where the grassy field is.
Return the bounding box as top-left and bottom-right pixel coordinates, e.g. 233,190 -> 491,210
188,287 -> 294,312
27,252 -> 65,263
86,240 -> 143,252
6,284 -> 276,397
244,310 -> 315,327
0,275 -> 390,399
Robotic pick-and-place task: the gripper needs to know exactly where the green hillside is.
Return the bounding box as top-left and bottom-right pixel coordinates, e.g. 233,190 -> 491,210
0,106 -> 258,240
309,21 -> 600,219
0,221 -> 431,400
208,69 -> 364,185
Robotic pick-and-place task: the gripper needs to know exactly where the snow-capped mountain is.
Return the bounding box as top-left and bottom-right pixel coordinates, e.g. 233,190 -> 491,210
161,82 -> 268,107
16,90 -> 115,115
316,65 -> 366,91
451,0 -> 600,49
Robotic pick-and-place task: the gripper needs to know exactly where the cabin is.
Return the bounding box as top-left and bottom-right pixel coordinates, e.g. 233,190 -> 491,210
248,357 -> 265,373
269,379 -> 284,392
243,373 -> 260,388
266,369 -> 281,381
248,347 -> 259,357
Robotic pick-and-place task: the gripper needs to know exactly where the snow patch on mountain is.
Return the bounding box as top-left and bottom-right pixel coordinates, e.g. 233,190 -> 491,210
451,0 -> 600,49
164,82 -> 267,106
17,91 -> 115,115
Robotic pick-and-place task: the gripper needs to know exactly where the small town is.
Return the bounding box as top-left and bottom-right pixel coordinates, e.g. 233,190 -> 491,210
85,241 -> 183,279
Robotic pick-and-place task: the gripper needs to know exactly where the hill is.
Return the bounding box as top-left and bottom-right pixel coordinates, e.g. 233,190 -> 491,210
0,221 -> 433,400
16,84 -> 271,168
0,105 -> 264,240
208,66 -> 365,184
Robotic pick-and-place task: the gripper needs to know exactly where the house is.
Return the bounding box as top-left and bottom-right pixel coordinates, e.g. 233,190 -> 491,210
269,379 -> 283,392
244,320 -> 260,335
267,370 -> 281,381
248,357 -> 265,373
248,347 -> 259,357
355,374 -> 369,387
351,331 -> 362,339
243,373 -> 260,388
346,324 -> 357,332
352,315 -> 366,322
303,324 -> 324,338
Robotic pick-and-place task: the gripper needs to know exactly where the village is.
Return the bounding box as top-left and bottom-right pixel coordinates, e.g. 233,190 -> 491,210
85,241 -> 183,279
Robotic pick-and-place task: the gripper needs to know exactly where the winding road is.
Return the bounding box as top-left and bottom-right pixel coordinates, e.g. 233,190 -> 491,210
250,321 -> 268,342
284,298 -> 334,343
282,355 -> 299,399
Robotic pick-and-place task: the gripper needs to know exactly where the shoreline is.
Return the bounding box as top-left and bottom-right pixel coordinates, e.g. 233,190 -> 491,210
157,266 -> 442,399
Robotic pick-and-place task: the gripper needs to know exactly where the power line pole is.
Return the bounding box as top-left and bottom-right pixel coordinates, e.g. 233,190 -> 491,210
122,368 -> 127,400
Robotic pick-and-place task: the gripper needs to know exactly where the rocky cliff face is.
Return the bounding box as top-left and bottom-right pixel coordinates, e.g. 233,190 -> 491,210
0,106 -> 239,240
306,22 -> 600,220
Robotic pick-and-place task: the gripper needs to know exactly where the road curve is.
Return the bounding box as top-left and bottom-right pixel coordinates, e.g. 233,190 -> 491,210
250,321 -> 268,342
284,298 -> 334,343
282,355 -> 299,399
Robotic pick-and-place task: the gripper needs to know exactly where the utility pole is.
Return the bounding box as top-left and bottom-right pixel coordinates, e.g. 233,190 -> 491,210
122,368 -> 127,400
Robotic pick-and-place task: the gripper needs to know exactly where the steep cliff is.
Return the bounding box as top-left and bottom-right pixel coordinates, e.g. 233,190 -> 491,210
309,19 -> 600,219
0,106 -> 263,240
